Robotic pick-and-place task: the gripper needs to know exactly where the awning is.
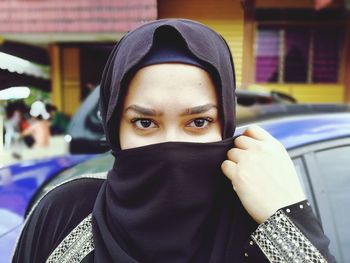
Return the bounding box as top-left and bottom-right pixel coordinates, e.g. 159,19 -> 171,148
0,52 -> 50,80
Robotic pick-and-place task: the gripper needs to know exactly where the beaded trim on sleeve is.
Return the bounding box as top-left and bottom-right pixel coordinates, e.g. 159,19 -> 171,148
12,172 -> 107,261
46,214 -> 94,263
251,209 -> 327,263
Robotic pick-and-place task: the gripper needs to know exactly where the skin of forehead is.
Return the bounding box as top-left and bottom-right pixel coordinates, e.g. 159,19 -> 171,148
118,63 -> 222,149
123,63 -> 218,113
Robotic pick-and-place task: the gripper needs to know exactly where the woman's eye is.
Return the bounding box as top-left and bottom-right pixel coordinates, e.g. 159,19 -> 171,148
188,118 -> 212,128
132,119 -> 157,129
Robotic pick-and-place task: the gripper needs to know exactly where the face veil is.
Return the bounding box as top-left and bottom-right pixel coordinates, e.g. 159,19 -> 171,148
93,19 -> 258,263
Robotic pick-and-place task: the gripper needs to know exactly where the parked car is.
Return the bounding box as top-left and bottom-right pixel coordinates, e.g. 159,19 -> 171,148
0,154 -> 95,262
1,97 -> 350,262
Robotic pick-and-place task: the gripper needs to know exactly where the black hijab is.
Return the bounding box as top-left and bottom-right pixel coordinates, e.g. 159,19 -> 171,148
93,19 -> 258,262
99,19 -> 236,152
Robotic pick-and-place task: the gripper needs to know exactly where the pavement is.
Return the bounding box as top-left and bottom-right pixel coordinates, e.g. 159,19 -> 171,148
0,136 -> 69,167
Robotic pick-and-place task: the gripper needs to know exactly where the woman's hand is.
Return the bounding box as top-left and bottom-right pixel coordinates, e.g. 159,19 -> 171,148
221,125 -> 306,224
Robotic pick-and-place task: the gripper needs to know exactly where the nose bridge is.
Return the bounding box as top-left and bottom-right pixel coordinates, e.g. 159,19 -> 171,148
164,126 -> 180,142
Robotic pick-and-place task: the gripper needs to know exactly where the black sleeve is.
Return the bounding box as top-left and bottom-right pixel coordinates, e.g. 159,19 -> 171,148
12,178 -> 103,263
243,200 -> 337,262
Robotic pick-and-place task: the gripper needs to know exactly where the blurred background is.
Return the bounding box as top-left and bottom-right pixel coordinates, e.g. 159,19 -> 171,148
0,0 -> 349,164
1,1 -> 350,262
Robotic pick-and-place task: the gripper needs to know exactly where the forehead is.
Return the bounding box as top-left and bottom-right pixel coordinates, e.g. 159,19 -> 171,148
123,63 -> 218,108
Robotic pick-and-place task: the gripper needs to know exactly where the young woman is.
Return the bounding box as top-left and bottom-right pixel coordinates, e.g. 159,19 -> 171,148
13,19 -> 335,263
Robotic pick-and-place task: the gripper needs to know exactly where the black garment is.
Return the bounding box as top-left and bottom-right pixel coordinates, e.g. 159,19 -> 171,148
245,200 -> 336,262
12,175 -> 336,263
93,138 -> 261,262
12,178 -> 104,263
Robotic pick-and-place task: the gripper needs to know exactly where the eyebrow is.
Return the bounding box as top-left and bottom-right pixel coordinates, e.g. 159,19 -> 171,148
124,103 -> 217,116
181,103 -> 218,115
125,105 -> 160,116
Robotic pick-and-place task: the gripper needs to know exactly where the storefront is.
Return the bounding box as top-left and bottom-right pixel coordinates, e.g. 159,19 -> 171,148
1,0 -> 349,113
0,0 -> 157,115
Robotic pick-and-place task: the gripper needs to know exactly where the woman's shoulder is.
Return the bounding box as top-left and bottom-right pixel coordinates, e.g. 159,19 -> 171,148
29,172 -> 107,222
12,173 -> 106,263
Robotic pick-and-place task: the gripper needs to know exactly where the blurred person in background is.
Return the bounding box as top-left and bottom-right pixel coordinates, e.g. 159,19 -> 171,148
4,105 -> 22,149
13,19 -> 336,263
21,100 -> 51,148
45,103 -> 70,135
4,101 -> 29,149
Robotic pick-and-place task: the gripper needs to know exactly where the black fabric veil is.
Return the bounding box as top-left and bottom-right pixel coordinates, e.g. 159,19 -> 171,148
93,19 -> 258,262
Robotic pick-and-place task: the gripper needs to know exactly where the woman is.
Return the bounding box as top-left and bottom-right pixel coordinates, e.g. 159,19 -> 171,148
13,19 -> 335,263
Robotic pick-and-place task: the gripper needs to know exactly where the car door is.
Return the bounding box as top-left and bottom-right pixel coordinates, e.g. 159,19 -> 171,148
289,137 -> 350,263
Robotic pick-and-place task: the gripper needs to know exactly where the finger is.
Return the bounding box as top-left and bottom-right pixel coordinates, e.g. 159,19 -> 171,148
243,125 -> 272,141
221,160 -> 237,182
227,147 -> 245,163
234,135 -> 258,150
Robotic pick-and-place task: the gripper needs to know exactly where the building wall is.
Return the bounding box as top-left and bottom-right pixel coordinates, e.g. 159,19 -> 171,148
158,0 -> 347,103
245,1 -> 347,103
49,45 -> 81,116
1,0 -> 158,116
61,47 -> 81,115
249,84 -> 344,103
48,0 -> 349,113
158,0 -> 244,86
255,0 -> 343,8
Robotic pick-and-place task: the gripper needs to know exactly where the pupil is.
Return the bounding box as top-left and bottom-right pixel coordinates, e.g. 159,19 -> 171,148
140,120 -> 151,128
194,119 -> 205,127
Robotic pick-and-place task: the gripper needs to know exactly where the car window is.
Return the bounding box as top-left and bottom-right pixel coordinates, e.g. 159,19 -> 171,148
314,145 -> 350,262
292,157 -> 317,214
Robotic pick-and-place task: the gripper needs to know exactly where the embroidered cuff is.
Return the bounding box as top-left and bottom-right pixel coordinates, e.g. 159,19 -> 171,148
46,214 -> 94,263
250,203 -> 327,263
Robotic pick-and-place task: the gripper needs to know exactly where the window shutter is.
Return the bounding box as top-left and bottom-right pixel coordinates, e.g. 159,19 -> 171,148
255,27 -> 280,83
312,28 -> 342,83
284,28 -> 310,83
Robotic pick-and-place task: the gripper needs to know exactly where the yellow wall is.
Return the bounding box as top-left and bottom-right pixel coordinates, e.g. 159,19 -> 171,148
158,0 -> 244,85
50,45 -> 81,116
49,44 -> 63,111
255,0 -> 342,8
61,48 -> 81,115
248,84 -> 344,103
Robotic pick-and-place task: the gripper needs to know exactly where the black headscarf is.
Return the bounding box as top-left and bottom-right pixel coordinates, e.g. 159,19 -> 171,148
99,19 -> 236,152
93,19 -> 258,262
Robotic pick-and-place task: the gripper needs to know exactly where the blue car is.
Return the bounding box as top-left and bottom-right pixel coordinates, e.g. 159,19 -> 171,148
0,154 -> 95,262
1,102 -> 350,263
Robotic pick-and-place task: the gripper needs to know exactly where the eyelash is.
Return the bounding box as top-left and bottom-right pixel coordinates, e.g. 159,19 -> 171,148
130,117 -> 214,130
186,117 -> 214,129
131,118 -> 158,130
